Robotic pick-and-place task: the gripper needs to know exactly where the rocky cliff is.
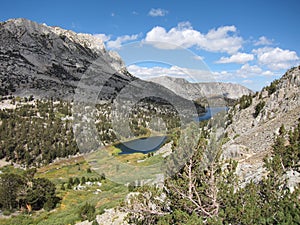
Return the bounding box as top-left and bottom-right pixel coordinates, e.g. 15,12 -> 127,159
0,18 -> 125,98
223,66 -> 300,183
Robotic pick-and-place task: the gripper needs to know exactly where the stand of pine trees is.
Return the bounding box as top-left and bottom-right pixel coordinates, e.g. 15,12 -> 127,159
0,98 -> 78,166
125,123 -> 300,224
0,169 -> 60,213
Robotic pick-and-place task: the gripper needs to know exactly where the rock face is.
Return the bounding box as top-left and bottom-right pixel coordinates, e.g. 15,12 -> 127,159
0,18 -> 203,115
148,76 -> 253,101
0,18 -> 126,98
223,66 -> 300,183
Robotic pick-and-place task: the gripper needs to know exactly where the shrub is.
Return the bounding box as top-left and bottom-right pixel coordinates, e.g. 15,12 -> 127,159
92,220 -> 99,225
254,101 -> 265,118
238,94 -> 252,110
265,79 -> 279,96
78,202 -> 96,222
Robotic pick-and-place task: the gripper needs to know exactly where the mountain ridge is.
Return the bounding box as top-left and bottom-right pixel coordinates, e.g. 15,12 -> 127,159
148,76 -> 253,104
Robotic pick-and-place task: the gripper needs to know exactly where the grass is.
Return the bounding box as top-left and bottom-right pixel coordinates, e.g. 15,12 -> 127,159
0,165 -> 26,176
86,146 -> 165,185
0,140 -> 167,225
0,156 -> 129,225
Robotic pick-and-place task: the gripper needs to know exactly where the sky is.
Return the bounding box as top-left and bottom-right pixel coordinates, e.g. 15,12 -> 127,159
1,0 -> 300,91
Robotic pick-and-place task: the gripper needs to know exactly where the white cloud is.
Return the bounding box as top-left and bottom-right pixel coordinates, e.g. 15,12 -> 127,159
93,34 -> 111,42
215,52 -> 254,64
261,70 -> 274,76
253,47 -> 299,70
212,70 -> 234,80
127,64 -> 213,81
145,22 -> 243,54
93,34 -> 139,49
237,64 -> 262,78
148,8 -> 168,17
242,79 -> 254,84
194,55 -> 204,61
254,36 -> 273,46
106,34 -> 139,49
128,65 -> 183,79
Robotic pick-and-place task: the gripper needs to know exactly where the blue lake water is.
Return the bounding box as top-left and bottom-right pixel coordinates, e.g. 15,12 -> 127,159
116,136 -> 168,155
196,107 -> 228,121
116,107 -> 227,155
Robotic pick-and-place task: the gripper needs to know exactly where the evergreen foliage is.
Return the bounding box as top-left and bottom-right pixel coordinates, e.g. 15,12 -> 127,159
237,94 -> 252,110
125,123 -> 300,224
253,100 -> 265,118
0,170 -> 59,213
78,202 -> 96,222
0,98 -> 78,166
265,79 -> 280,96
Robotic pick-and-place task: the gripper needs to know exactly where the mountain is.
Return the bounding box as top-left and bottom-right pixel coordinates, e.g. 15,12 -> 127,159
0,18 -> 123,98
0,18 -> 205,120
148,76 -> 253,104
222,65 -> 300,183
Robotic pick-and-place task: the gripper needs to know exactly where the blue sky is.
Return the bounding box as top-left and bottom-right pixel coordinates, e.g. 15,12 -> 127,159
1,0 -> 300,91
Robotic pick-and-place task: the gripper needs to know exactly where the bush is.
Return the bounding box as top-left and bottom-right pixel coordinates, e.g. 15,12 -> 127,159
265,79 -> 279,96
254,101 -> 265,118
238,94 -> 252,110
78,202 -> 96,222
92,220 -> 99,225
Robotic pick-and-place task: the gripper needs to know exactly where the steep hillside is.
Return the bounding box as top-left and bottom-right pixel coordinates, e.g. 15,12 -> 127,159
0,18 -> 125,98
223,66 -> 300,182
0,18 -> 202,113
148,76 -> 253,102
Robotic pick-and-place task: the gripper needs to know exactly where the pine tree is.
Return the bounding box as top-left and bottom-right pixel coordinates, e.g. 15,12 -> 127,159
78,202 -> 96,222
81,176 -> 86,185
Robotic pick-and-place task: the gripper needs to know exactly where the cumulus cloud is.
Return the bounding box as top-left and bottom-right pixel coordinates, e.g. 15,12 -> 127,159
128,65 -> 184,79
211,70 -> 234,80
127,64 -> 213,81
215,52 -> 254,64
145,22 -> 243,54
237,64 -> 262,77
93,34 -> 111,42
261,70 -> 274,76
148,8 -> 168,17
93,34 -> 139,49
106,34 -> 139,49
253,47 -> 299,70
242,79 -> 254,84
194,55 -> 204,61
254,36 -> 273,46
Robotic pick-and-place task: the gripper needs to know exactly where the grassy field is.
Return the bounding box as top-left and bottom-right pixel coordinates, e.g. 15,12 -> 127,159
86,146 -> 165,184
0,155 -> 129,225
0,141 -> 166,225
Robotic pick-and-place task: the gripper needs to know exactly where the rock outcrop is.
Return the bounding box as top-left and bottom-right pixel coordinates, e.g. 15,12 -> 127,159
0,18 -> 126,98
223,66 -> 300,183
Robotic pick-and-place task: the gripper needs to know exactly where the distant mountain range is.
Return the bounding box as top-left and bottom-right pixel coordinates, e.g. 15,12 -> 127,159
148,76 -> 253,101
